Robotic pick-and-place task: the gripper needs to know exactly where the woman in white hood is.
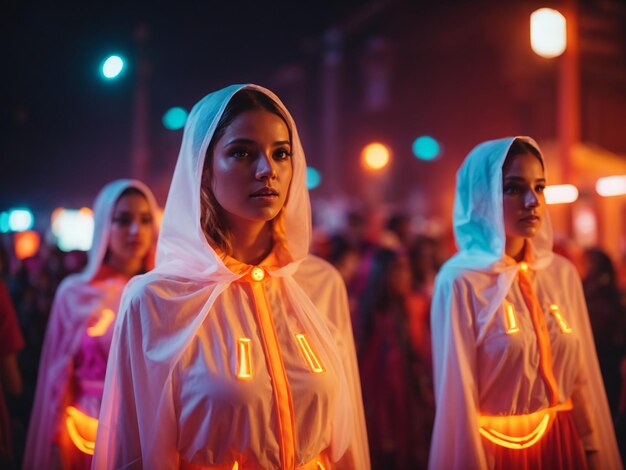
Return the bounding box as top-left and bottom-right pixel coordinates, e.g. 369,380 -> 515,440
24,179 -> 159,469
429,137 -> 622,469
92,84 -> 369,470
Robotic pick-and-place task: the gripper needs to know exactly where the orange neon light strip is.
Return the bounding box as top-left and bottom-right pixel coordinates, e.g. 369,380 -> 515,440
479,414 -> 550,449
250,282 -> 296,469
237,338 -> 253,380
66,406 -> 98,455
549,304 -> 572,334
295,334 -> 325,373
504,303 -> 520,335
232,462 -> 239,470
316,461 -> 327,470
87,308 -> 115,337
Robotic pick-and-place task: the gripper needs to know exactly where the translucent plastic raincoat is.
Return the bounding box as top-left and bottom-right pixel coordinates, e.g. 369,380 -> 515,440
428,137 -> 622,469
92,84 -> 369,470
24,179 -> 159,470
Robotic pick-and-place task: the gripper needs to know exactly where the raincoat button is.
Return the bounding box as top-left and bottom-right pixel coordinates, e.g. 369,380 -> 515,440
251,266 -> 265,281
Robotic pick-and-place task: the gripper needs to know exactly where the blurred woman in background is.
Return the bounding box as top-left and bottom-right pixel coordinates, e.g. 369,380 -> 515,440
24,179 -> 158,470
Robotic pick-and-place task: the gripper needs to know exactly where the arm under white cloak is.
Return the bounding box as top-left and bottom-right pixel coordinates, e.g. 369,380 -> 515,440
92,292 -> 179,470
565,264 -> 622,469
429,273 -> 487,470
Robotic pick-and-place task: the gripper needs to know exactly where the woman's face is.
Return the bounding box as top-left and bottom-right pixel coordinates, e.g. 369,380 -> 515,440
108,193 -> 153,267
502,151 -> 546,241
210,109 -> 292,230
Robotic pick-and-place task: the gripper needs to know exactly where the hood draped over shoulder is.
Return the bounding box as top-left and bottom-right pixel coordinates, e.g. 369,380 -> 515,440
155,84 -> 310,278
451,136 -> 553,271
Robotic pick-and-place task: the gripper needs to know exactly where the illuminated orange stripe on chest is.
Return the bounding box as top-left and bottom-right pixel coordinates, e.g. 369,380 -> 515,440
237,338 -> 253,380
87,308 -> 115,337
503,302 -> 520,335
549,304 -> 572,334
66,406 -> 98,455
295,334 -> 325,373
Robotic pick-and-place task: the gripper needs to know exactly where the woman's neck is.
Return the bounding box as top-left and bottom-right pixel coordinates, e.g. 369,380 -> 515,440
105,256 -> 142,279
229,221 -> 273,265
505,237 -> 526,262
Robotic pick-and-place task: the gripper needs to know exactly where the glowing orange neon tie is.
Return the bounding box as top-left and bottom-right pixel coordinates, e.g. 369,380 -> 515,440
517,264 -> 559,406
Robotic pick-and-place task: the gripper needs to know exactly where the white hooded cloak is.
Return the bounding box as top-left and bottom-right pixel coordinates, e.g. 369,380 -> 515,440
428,137 -> 622,469
24,179 -> 159,470
92,84 -> 369,470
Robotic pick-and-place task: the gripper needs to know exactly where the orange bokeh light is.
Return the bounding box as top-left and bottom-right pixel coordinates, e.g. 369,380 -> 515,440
14,230 -> 40,260
361,142 -> 391,170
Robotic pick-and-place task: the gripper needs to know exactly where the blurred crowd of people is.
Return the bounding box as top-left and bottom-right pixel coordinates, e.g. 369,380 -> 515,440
1,204 -> 625,469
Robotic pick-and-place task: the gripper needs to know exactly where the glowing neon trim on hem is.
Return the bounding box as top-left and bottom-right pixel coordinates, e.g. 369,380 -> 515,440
479,414 -> 550,449
237,338 -> 253,380
87,309 -> 115,337
317,461 -> 327,470
66,406 -> 98,455
549,304 -> 572,333
295,334 -> 325,373
504,303 -> 520,335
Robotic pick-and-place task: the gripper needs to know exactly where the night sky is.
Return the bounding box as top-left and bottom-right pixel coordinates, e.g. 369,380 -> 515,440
1,0 -> 365,223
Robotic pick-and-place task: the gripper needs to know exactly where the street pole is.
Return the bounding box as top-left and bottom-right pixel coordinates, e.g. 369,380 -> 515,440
130,24 -> 151,183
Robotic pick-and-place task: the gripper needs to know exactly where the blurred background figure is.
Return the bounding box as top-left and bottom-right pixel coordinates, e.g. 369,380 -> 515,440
0,272 -> 25,470
356,248 -> 434,470
23,180 -> 158,470
579,246 -> 626,461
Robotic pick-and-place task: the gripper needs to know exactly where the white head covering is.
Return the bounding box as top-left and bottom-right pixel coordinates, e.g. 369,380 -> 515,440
94,85 -> 357,469
429,136 -> 622,469
451,135 -> 553,271
155,84 -> 310,277
79,178 -> 160,281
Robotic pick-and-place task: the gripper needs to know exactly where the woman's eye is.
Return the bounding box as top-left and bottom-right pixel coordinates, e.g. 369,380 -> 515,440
273,149 -> 292,161
112,216 -> 132,226
536,185 -> 545,194
230,149 -> 249,159
503,185 -> 521,195
141,216 -> 153,224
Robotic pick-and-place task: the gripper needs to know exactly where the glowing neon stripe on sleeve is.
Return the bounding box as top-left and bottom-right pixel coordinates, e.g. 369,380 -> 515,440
237,338 -> 253,380
504,302 -> 520,335
549,304 -> 572,334
86,308 -> 115,337
66,406 -> 98,455
295,334 -> 325,373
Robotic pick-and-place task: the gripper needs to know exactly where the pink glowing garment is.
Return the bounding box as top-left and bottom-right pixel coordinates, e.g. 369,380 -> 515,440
92,84 -> 370,470
429,137 -> 621,469
24,179 -> 159,470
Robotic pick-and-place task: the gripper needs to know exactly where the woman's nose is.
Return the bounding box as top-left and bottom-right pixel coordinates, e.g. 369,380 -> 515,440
128,220 -> 140,234
524,190 -> 540,208
255,153 -> 277,180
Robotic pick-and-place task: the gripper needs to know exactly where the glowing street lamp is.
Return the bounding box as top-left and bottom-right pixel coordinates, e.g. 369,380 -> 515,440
530,8 -> 567,58
361,142 -> 390,171
101,55 -> 125,80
